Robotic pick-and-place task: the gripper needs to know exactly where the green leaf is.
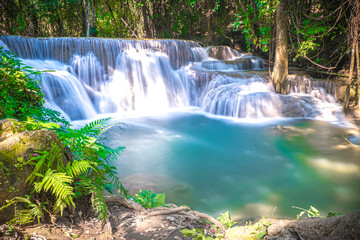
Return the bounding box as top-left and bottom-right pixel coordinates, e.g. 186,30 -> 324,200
257,230 -> 266,239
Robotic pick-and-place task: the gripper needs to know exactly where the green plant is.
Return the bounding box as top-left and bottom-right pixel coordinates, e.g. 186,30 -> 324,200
251,218 -> 271,239
180,228 -> 214,240
0,48 -> 69,126
56,117 -> 124,221
3,118 -> 125,223
327,211 -> 343,217
0,196 -> 47,225
132,190 -> 166,209
216,211 -> 236,229
0,48 -> 44,120
292,205 -> 322,219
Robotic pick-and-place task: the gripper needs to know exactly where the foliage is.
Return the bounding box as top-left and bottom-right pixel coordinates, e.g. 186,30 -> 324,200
327,211 -> 343,217
233,0 -> 278,52
250,218 -> 271,239
0,48 -> 44,121
180,228 -> 214,240
292,205 -> 322,219
132,190 -> 166,209
0,47 -> 69,126
0,196 -> 47,225
216,211 -> 236,229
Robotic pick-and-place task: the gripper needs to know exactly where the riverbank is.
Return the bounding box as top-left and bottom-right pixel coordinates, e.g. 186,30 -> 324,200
2,196 -> 360,240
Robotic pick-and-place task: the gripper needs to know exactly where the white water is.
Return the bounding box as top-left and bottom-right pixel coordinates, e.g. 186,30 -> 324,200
0,36 -> 343,121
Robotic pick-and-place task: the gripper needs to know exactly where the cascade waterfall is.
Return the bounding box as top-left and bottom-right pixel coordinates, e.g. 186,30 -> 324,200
0,36 -> 341,121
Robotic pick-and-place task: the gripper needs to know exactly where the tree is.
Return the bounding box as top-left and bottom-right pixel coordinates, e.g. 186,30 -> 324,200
343,0 -> 360,110
272,0 -> 288,94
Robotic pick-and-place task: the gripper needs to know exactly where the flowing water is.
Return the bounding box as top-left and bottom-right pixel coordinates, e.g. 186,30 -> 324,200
1,36 -> 359,219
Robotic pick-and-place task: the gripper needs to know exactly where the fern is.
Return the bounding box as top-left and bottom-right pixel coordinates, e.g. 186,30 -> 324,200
80,117 -> 112,137
66,160 -> 92,178
0,196 -> 44,225
14,117 -> 124,223
34,169 -> 75,214
25,144 -> 64,184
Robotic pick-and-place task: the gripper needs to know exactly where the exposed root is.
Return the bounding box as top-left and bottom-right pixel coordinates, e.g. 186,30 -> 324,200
104,195 -> 226,233
146,206 -> 190,217
105,195 -> 145,212
188,210 -> 226,233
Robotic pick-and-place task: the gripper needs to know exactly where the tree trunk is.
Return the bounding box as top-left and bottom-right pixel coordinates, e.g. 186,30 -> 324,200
142,2 -> 152,38
82,0 -> 90,37
355,43 -> 359,106
343,39 -> 357,110
272,0 -> 288,94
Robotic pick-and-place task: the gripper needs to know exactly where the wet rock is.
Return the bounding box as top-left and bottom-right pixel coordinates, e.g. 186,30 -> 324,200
207,46 -> 241,60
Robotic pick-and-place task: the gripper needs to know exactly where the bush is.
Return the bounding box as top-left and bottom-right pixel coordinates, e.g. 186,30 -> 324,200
0,47 -> 44,120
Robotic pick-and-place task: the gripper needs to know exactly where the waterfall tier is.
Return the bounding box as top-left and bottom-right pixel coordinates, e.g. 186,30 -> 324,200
0,36 -> 341,121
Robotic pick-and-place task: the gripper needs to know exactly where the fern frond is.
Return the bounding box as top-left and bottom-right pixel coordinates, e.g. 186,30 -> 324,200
10,209 -> 34,225
81,117 -> 112,137
26,150 -> 48,184
53,198 -> 67,216
2,196 -> 44,225
34,169 -> 74,207
25,144 -> 64,184
66,160 -> 92,178
0,199 -> 15,212
91,186 -> 108,222
28,203 -> 44,224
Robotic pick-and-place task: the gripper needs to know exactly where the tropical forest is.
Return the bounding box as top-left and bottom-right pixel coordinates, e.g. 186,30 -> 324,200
0,0 -> 360,239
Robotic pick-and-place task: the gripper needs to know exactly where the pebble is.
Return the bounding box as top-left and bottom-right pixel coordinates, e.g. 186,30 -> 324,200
166,216 -> 176,221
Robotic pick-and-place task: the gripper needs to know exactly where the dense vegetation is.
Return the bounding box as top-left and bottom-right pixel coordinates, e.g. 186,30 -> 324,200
1,0 -> 360,106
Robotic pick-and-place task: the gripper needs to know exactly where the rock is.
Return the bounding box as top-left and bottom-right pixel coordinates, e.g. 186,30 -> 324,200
0,119 -> 67,223
272,125 -> 286,132
266,210 -> 360,240
166,216 -> 176,222
207,46 -> 241,60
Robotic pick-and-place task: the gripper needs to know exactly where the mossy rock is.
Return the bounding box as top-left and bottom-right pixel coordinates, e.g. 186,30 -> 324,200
0,119 -> 68,223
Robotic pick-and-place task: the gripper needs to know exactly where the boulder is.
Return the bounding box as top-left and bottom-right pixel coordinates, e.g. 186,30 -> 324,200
0,119 -> 67,223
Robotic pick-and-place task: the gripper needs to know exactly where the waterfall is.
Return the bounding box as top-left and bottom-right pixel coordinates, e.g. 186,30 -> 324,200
0,36 -> 342,121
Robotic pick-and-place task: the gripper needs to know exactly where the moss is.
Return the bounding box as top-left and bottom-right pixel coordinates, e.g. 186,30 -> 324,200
0,127 -> 67,223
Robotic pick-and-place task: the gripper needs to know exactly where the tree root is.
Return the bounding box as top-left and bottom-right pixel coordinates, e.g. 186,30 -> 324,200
104,195 -> 226,233
188,210 -> 226,233
146,206 -> 190,217
105,195 -> 145,212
